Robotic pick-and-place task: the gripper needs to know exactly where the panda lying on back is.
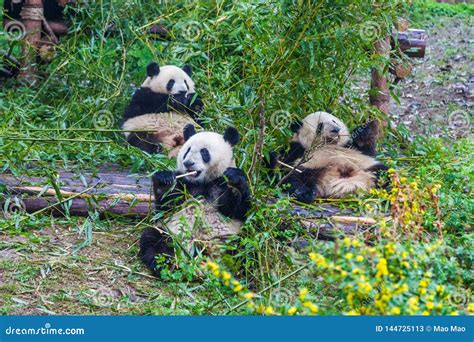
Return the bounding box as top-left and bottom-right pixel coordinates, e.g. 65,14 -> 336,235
139,124 -> 251,276
122,62 -> 204,156
270,111 -> 388,202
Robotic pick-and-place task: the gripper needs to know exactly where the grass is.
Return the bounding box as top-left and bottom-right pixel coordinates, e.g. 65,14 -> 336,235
0,0 -> 473,315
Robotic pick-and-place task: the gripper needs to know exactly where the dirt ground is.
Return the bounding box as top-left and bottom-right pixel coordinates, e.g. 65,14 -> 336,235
1,15 -> 473,315
389,16 -> 473,140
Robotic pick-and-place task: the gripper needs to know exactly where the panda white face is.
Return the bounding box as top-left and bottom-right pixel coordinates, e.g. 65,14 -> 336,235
294,111 -> 350,149
177,132 -> 235,183
141,64 -> 196,96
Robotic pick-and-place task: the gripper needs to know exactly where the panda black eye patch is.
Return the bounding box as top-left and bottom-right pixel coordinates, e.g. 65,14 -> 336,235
166,79 -> 175,92
183,147 -> 191,160
200,148 -> 210,163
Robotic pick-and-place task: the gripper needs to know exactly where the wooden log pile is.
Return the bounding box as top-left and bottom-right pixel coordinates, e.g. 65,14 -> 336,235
0,168 -> 380,240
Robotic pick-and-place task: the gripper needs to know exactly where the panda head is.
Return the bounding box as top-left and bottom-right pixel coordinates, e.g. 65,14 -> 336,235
176,125 -> 240,183
291,111 -> 350,149
141,62 -> 196,107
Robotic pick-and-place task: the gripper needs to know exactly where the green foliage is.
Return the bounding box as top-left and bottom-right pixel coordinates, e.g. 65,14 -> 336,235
0,0 -> 472,315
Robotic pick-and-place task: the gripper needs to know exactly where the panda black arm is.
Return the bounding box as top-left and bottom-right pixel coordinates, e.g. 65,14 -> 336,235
217,168 -> 251,220
284,168 -> 322,203
152,171 -> 186,212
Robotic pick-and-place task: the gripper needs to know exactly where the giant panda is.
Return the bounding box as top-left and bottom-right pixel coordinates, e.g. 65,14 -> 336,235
139,124 -> 251,276
270,111 -> 388,202
122,62 -> 204,156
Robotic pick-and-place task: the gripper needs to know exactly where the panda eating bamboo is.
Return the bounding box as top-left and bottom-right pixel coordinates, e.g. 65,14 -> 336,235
270,111 -> 388,202
122,62 -> 204,156
139,124 -> 251,276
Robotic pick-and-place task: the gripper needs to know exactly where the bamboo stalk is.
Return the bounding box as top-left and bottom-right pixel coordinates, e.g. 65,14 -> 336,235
277,160 -> 303,173
331,215 -> 377,225
176,171 -> 198,179
12,186 -> 152,202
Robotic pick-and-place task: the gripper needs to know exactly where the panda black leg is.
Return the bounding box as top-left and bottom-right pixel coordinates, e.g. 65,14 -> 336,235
127,132 -> 162,154
284,169 -> 320,203
139,227 -> 175,277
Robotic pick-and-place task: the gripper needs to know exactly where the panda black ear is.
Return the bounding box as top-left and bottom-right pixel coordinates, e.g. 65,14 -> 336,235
146,62 -> 160,77
290,119 -> 302,133
183,124 -> 196,141
182,65 -> 192,77
223,127 -> 240,146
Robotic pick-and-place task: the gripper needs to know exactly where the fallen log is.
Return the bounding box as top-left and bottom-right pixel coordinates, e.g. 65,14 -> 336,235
0,167 -> 381,238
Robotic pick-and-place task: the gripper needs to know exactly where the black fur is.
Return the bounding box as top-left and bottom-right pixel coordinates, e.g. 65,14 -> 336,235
284,167 -> 322,203
223,127 -> 240,146
140,167 -> 250,275
147,62 -> 160,77
139,227 -> 175,277
183,124 -> 196,141
123,88 -> 204,153
182,65 -> 192,76
290,119 -> 303,133
346,121 -> 379,157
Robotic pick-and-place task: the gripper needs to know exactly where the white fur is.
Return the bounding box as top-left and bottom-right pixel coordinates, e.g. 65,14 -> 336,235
122,112 -> 195,157
176,132 -> 235,183
293,111 -> 350,149
302,145 -> 378,198
142,65 -> 195,96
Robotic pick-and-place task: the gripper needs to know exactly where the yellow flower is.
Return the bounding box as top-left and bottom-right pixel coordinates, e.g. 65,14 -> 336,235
206,261 -> 219,272
309,303 -> 319,313
345,253 -> 354,260
467,303 -> 474,313
243,292 -> 255,300
265,306 -> 274,315
422,311 -> 430,316
288,307 -> 297,315
352,240 -> 360,247
341,271 -> 348,277
356,255 -> 364,262
390,307 -> 401,315
343,237 -> 351,247
352,268 -> 362,275
387,168 -> 396,173
232,280 -> 243,292
449,311 -> 459,316
345,310 -> 359,315
376,258 -> 389,278
222,271 -> 231,281
426,301 -> 434,310
385,243 -> 395,254
436,285 -> 444,293
299,288 -> 309,301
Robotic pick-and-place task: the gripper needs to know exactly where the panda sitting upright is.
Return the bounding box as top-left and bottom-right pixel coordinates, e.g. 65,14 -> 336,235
139,124 -> 251,276
122,62 -> 204,156
270,111 -> 388,202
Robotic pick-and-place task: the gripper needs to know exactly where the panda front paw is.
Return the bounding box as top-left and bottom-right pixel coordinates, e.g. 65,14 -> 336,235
152,171 -> 176,186
224,167 -> 247,189
292,186 -> 316,204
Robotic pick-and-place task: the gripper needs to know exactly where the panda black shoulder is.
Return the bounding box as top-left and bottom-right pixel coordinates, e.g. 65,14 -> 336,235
123,87 -> 169,121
